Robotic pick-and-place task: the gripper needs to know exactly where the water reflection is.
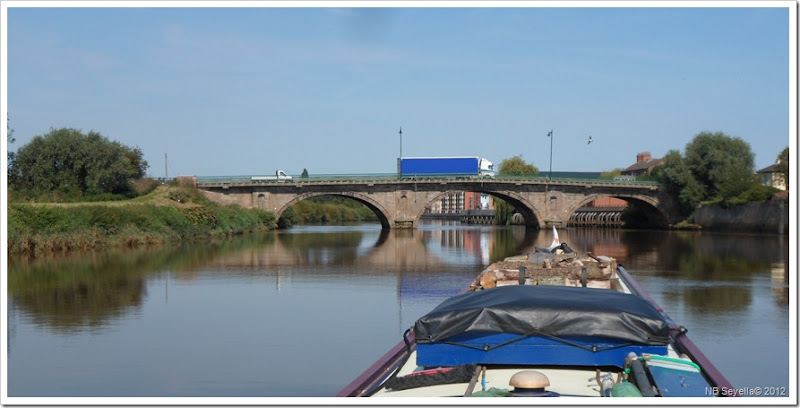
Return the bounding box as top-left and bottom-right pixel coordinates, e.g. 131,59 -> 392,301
8,236 -> 276,334
6,223 -> 790,397
8,226 -> 789,334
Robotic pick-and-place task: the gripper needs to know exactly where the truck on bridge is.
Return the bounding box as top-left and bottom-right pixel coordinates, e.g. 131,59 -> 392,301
398,156 -> 495,178
251,170 -> 293,183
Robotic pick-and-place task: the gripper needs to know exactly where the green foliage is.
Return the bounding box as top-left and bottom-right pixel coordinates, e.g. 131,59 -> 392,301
684,131 -> 755,200
655,129 -> 762,218
601,168 -> 623,178
653,150 -> 706,217
284,195 -> 379,225
498,155 -> 538,175
718,183 -> 780,208
494,156 -> 538,225
494,198 -> 515,225
278,206 -> 299,228
301,168 -> 309,178
9,127 -> 149,199
7,112 -> 15,171
7,192 -> 278,255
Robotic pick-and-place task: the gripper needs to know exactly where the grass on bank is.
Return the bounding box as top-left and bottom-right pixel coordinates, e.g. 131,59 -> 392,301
7,186 -> 277,255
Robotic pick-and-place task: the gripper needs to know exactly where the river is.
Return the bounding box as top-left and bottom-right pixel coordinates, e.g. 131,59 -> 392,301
5,222 -> 790,400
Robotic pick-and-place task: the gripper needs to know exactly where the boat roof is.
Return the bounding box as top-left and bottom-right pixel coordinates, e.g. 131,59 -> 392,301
413,285 -> 670,346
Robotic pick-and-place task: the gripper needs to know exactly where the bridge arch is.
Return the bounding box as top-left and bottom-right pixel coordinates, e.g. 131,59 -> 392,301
276,192 -> 392,229
415,189 -> 545,228
567,193 -> 668,227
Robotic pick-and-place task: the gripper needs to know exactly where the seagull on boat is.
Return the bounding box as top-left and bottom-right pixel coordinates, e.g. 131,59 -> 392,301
535,226 -> 572,253
548,226 -> 561,250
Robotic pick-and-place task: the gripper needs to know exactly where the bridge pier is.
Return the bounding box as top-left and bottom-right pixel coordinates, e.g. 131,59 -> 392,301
393,219 -> 415,229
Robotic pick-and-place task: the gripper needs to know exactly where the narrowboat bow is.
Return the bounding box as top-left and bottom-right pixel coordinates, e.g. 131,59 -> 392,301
338,238 -> 734,398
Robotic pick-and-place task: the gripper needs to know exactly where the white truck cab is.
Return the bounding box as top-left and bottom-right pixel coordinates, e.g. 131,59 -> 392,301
251,170 -> 292,182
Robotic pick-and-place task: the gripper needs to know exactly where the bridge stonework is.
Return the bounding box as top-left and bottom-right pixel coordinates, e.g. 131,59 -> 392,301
195,179 -> 673,229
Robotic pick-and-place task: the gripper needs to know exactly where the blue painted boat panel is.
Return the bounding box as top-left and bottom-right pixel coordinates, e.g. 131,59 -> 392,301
416,332 -> 668,368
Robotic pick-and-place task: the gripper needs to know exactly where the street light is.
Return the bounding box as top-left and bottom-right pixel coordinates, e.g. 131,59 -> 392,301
398,127 -> 403,175
399,126 -> 403,159
547,129 -> 553,181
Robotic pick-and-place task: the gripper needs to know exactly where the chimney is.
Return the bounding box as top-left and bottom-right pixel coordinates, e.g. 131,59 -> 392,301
636,152 -> 651,163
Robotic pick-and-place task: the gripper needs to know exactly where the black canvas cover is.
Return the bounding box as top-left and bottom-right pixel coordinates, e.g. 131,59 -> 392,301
414,285 -> 669,345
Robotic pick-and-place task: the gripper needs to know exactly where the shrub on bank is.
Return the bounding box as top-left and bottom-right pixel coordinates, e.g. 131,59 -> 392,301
287,196 -> 378,224
7,191 -> 277,255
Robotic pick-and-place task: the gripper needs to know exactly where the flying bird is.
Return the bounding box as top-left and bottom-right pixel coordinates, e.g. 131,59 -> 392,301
587,136 -> 593,144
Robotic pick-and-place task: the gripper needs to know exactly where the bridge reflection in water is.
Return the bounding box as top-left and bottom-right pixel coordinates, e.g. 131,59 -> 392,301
6,223 -> 788,397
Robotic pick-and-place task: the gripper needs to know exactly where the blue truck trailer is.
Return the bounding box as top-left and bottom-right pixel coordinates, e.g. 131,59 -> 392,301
398,157 -> 495,178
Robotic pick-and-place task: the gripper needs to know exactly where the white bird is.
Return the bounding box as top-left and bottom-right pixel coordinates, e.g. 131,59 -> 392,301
547,226 -> 561,250
587,136 -> 593,144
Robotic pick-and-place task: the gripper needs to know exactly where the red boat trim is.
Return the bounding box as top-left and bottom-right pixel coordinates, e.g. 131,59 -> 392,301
616,266 -> 737,396
336,332 -> 416,397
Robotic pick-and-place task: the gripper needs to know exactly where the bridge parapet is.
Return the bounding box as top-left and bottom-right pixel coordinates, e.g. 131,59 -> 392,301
196,173 -> 660,189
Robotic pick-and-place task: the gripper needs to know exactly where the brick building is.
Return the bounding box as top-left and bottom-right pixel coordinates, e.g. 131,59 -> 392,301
621,152 -> 663,176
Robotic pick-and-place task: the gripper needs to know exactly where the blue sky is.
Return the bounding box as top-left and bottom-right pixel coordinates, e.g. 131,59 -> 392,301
4,3 -> 794,177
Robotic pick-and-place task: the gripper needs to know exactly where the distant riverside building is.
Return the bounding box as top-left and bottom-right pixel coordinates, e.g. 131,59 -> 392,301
438,192 -> 464,213
757,163 -> 787,191
465,192 -> 490,210
426,191 -> 492,214
621,152 -> 663,177
588,196 -> 627,208
586,152 -> 663,209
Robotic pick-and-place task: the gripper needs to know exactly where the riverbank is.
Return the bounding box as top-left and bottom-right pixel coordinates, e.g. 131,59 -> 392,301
694,197 -> 789,233
7,186 -> 277,256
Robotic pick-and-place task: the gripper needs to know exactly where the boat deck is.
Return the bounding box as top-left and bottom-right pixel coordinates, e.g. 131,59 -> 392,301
340,249 -> 733,398
372,347 -> 686,397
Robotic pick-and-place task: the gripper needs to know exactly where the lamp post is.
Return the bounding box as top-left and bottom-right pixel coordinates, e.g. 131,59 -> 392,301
547,129 -> 553,181
398,127 -> 403,175
399,126 -> 403,159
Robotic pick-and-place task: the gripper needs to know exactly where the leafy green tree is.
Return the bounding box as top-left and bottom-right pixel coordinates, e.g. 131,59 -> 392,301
10,127 -> 148,197
301,168 -> 309,178
684,131 -> 755,200
7,113 -> 15,174
495,156 -> 538,225
653,150 -> 705,217
498,155 -> 539,175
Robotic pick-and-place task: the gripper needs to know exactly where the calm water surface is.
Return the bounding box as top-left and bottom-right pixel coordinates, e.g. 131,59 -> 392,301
6,222 -> 790,398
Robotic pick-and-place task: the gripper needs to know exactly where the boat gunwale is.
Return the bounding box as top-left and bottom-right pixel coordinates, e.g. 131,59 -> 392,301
615,265 -> 737,396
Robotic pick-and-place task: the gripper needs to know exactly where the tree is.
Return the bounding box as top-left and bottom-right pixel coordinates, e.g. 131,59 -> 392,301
776,147 -> 789,189
601,168 -> 623,178
495,156 -> 538,224
7,112 -> 15,174
498,155 -> 538,175
653,150 -> 705,217
301,168 -> 309,178
684,131 -> 755,200
9,127 -> 148,197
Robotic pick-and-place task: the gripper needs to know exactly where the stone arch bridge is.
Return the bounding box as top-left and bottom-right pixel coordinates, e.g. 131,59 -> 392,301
190,176 -> 676,229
